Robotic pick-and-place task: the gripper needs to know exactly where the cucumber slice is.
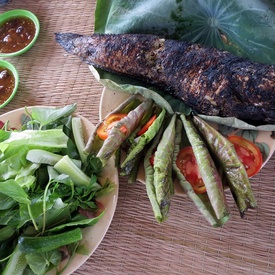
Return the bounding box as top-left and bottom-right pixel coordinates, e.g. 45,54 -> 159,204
54,155 -> 90,186
72,117 -> 87,163
2,245 -> 27,275
26,149 -> 62,165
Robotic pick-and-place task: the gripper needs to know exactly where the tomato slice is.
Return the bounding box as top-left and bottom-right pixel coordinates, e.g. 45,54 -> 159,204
97,113 -> 128,140
227,135 -> 263,178
176,146 -> 206,194
149,152 -> 155,166
137,114 -> 157,136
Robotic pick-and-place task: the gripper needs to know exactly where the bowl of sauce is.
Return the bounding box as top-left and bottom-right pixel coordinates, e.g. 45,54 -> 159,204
0,60 -> 19,108
0,9 -> 40,57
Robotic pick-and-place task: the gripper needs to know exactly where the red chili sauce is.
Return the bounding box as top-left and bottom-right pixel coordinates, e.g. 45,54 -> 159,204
0,67 -> 15,104
0,16 -> 36,53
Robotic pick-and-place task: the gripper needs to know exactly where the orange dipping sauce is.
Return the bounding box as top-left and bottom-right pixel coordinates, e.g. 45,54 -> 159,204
0,67 -> 15,104
0,16 -> 36,53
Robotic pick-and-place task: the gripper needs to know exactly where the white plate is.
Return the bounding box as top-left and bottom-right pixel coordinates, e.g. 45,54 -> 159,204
0,106 -> 119,274
100,87 -> 275,195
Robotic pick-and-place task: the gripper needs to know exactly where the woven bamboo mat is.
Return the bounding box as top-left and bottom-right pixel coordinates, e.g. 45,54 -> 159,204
1,1 -> 275,275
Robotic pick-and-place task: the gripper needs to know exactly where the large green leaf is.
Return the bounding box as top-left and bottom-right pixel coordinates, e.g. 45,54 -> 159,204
95,0 -> 275,64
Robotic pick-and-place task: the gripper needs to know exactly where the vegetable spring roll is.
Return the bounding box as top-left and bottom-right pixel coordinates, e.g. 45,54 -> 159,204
120,107 -> 166,176
126,107 -> 155,150
192,115 -> 257,216
144,127 -> 164,223
127,153 -> 143,184
173,118 -> 228,227
84,95 -> 141,155
153,114 -> 177,221
180,114 -> 230,221
97,100 -> 153,166
144,124 -> 165,222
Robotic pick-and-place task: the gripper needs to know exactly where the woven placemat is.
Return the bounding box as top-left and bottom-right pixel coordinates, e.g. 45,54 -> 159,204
1,1 -> 275,275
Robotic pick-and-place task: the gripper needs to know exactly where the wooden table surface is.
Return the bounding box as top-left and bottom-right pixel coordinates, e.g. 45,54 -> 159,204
1,1 -> 275,274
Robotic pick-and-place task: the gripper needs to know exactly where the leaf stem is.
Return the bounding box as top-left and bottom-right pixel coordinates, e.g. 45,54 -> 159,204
27,204 -> 39,232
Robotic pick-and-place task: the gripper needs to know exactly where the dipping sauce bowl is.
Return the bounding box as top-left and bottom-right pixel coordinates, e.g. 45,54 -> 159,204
0,9 -> 40,57
0,60 -> 19,108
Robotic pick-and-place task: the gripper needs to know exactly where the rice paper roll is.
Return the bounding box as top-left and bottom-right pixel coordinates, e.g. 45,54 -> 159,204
192,115 -> 257,217
144,124 -> 165,222
120,107 -> 166,176
173,118 -> 228,227
180,114 -> 230,221
96,99 -> 153,166
84,95 -> 141,155
152,114 -> 177,222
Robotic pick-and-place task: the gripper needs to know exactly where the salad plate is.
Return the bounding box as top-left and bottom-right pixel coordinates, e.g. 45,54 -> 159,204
100,87 -> 275,194
0,106 -> 119,274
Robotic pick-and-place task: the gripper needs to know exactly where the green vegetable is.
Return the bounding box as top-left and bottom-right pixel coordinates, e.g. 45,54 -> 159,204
192,115 -> 257,216
47,211 -> 104,233
54,155 -> 92,186
72,116 -> 87,163
0,179 -> 30,205
2,245 -> 27,275
0,225 -> 15,242
25,250 -> 62,275
18,228 -> 82,254
0,147 -> 31,181
28,104 -> 77,129
0,129 -> 69,152
180,114 -> 230,221
26,149 -> 63,165
0,105 -> 114,274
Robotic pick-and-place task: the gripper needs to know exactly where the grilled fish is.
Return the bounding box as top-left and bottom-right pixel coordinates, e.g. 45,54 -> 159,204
55,33 -> 275,124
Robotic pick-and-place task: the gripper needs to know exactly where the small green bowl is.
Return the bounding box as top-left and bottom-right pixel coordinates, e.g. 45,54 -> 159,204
0,60 -> 19,108
0,9 -> 40,57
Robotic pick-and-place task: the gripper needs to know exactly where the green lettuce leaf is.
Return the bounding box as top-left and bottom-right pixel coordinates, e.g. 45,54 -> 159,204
0,180 -> 30,205
25,250 -> 62,275
28,104 -> 77,129
0,129 -> 69,152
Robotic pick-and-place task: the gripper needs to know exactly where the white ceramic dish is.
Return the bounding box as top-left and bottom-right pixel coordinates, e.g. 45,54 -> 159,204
0,106 -> 119,274
100,87 -> 275,194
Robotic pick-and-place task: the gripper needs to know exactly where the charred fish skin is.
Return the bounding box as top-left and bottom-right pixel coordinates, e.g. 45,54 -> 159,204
55,33 -> 275,124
